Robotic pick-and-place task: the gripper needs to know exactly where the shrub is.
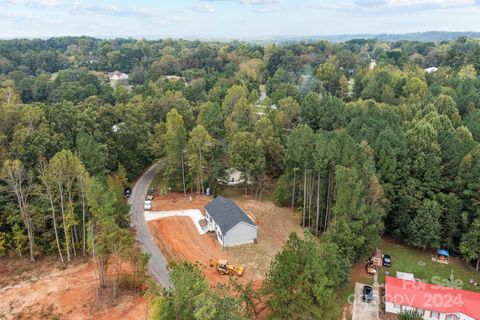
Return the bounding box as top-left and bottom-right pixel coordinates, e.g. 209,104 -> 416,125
398,310 -> 423,320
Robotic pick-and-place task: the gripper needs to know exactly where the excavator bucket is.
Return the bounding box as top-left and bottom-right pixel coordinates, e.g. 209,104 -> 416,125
209,259 -> 217,268
235,265 -> 244,276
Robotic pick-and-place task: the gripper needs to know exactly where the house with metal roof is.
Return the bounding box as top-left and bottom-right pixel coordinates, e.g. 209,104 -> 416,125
385,276 -> 480,320
205,196 -> 258,248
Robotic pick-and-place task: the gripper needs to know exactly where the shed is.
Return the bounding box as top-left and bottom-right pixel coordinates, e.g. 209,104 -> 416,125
107,71 -> 129,81
435,249 -> 449,264
205,196 -> 258,248
396,271 -> 415,281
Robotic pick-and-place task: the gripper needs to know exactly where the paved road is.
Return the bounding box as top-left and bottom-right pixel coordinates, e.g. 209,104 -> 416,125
129,162 -> 171,288
352,282 -> 379,320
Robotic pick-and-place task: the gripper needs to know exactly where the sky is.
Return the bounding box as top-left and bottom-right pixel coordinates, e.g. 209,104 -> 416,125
1,0 -> 480,39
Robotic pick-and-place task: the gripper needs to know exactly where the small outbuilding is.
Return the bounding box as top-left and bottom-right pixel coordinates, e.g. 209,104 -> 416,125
435,249 -> 449,264
205,196 -> 258,248
107,71 -> 129,81
221,169 -> 245,186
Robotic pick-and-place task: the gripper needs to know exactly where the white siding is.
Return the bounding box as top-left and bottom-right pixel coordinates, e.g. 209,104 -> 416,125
223,222 -> 257,247
205,209 -> 257,248
385,302 -> 474,320
386,302 -> 400,314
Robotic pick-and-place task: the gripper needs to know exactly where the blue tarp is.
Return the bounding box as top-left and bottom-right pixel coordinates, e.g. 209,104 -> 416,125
437,249 -> 449,257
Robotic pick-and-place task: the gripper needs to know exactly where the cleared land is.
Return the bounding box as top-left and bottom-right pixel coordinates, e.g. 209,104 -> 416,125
151,192 -> 212,211
0,258 -> 147,320
148,193 -> 302,287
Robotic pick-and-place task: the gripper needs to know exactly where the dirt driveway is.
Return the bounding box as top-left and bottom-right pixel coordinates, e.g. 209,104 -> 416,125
152,193 -> 212,211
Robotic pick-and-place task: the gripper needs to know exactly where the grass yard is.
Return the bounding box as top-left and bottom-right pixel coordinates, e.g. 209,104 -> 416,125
337,238 -> 480,320
377,238 -> 480,292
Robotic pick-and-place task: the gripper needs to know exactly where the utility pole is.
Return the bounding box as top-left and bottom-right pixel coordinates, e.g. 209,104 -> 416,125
303,170 -> 307,228
291,167 -> 299,212
181,150 -> 186,196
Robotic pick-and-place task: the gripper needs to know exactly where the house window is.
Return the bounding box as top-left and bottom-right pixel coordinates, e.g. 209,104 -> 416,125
431,311 -> 440,319
394,304 -> 400,310
447,315 -> 459,320
416,309 -> 423,316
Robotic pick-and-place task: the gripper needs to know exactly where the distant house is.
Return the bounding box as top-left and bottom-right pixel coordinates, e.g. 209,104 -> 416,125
425,67 -> 439,73
369,59 -> 377,70
222,169 -> 245,186
112,122 -> 125,133
205,196 -> 258,248
385,276 -> 480,320
107,71 -> 129,82
164,75 -> 186,81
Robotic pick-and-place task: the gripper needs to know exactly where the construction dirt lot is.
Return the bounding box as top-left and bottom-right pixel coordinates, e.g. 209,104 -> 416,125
0,258 -> 147,320
148,192 -> 303,287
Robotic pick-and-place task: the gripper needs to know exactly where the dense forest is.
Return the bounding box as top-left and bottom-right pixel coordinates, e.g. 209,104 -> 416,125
1,36 -> 480,319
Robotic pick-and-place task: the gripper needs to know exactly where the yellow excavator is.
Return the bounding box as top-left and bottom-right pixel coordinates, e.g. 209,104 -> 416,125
209,259 -> 244,276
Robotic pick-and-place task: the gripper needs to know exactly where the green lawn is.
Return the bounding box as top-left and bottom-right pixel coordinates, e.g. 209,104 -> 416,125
377,239 -> 480,292
337,239 -> 480,319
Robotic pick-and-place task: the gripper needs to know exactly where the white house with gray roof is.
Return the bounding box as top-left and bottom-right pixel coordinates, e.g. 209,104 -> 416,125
205,196 -> 258,248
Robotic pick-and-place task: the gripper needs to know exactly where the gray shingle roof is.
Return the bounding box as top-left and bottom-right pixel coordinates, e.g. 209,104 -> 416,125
205,196 -> 256,235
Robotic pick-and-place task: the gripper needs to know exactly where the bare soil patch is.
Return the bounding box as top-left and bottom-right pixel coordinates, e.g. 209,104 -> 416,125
148,195 -> 302,289
0,258 -> 147,320
149,216 -> 240,285
152,192 -> 212,211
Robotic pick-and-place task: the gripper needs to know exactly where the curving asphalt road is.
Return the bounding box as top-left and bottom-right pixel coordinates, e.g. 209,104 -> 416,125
129,162 -> 171,288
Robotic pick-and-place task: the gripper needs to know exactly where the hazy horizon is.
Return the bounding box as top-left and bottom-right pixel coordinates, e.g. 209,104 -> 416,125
1,0 -> 480,38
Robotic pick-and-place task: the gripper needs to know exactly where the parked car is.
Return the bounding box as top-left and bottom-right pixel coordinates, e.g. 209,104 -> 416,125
383,254 -> 392,267
144,199 -> 152,211
124,187 -> 132,199
363,285 -> 373,303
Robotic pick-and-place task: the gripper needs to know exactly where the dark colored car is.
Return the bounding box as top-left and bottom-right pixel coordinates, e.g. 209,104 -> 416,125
363,285 -> 373,303
383,255 -> 392,267
124,187 -> 132,199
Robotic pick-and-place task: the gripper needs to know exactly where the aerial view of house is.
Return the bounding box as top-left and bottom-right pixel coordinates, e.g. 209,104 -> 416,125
205,196 -> 258,247
1,1 -> 480,319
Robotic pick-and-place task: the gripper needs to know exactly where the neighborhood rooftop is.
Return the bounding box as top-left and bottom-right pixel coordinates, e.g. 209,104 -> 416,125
385,276 -> 480,319
205,196 -> 256,234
